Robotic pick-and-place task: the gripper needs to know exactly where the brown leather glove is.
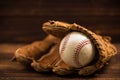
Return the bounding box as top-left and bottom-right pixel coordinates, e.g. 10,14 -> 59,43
13,20 -> 117,76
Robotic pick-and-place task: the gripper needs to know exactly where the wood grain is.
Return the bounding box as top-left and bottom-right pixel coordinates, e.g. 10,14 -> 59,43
0,43 -> 120,80
0,0 -> 120,43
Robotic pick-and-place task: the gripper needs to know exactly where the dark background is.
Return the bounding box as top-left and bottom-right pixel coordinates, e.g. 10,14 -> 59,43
0,0 -> 120,43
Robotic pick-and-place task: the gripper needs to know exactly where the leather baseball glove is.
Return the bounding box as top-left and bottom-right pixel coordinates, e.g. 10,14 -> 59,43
13,20 -> 117,76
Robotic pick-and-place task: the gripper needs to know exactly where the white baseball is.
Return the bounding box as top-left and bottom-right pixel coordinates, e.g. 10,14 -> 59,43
59,32 -> 95,68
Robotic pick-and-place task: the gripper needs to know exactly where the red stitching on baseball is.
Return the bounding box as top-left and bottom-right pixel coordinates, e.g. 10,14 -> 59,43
60,33 -> 71,55
73,39 -> 90,67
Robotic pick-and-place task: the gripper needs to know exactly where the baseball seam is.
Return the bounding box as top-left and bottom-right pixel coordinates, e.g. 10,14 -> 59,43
74,39 -> 90,67
60,33 -> 71,55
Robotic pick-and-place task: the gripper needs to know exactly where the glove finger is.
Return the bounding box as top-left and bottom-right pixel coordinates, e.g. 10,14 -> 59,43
13,35 -> 56,65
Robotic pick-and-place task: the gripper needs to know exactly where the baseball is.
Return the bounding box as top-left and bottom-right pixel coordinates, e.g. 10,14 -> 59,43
59,32 -> 95,68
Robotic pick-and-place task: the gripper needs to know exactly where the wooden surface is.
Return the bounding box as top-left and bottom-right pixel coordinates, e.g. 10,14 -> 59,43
0,0 -> 120,43
0,43 -> 120,80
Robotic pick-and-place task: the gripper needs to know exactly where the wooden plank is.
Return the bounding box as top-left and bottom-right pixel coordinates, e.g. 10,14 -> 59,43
0,0 -> 119,16
0,7 -> 120,16
0,16 -> 120,25
0,35 -> 46,43
0,0 -> 119,7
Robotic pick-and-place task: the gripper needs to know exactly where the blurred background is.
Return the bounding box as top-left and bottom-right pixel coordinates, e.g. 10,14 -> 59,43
0,0 -> 120,43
